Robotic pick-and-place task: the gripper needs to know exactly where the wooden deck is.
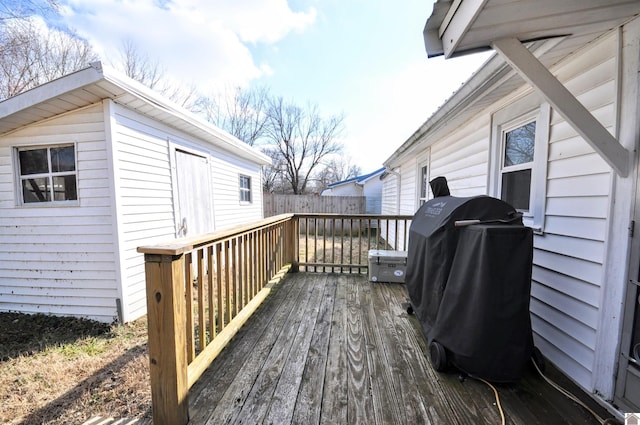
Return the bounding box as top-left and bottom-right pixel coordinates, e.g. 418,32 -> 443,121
187,273 -> 612,425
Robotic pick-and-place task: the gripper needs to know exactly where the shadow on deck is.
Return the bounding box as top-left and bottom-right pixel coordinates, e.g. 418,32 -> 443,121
188,273 -> 611,425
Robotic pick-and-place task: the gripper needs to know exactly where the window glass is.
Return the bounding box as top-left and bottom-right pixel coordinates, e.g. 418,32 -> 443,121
501,169 -> 531,210
22,177 -> 51,203
50,146 -> 76,172
53,175 -> 77,201
239,175 -> 252,203
17,144 -> 77,204
504,122 -> 536,166
501,121 -> 536,212
19,148 -> 48,175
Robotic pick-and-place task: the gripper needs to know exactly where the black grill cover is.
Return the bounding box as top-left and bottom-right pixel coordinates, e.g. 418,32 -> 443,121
406,195 -> 534,382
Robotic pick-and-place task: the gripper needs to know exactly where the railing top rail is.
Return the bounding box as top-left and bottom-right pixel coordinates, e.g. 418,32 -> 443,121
137,213 -> 294,256
292,213 -> 413,219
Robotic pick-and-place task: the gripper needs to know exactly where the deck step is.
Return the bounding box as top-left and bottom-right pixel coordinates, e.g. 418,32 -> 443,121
81,417 -> 150,425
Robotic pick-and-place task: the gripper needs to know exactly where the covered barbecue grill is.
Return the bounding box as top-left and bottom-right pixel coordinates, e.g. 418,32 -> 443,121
406,194 -> 534,382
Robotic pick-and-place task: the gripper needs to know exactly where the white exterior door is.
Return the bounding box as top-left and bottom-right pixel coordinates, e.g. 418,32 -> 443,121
174,149 -> 214,237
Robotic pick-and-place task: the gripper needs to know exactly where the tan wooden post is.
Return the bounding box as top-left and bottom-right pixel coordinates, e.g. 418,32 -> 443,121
144,253 -> 189,425
288,217 -> 299,273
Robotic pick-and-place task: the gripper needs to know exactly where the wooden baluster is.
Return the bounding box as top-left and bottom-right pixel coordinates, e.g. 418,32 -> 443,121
216,243 -> 224,333
208,246 -> 216,340
185,253 -> 194,362
197,249 -> 206,353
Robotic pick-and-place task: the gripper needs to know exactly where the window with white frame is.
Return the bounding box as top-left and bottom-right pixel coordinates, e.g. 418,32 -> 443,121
239,175 -> 252,203
418,164 -> 429,206
416,151 -> 431,208
501,120 -> 536,211
490,98 -> 549,232
16,144 -> 78,205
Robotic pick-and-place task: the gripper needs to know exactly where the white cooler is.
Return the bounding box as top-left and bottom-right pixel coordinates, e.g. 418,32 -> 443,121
368,250 -> 407,283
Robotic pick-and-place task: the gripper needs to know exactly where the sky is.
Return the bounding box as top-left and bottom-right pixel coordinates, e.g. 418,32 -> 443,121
50,0 -> 492,173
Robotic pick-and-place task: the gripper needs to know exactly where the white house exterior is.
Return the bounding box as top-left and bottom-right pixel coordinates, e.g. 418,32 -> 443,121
321,167 -> 384,214
0,62 -> 270,324
382,0 -> 640,417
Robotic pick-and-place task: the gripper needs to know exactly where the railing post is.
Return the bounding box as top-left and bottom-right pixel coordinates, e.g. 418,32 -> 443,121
144,253 -> 189,425
288,216 -> 299,272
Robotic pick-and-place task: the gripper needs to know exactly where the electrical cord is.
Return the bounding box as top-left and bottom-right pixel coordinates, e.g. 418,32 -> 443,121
465,358 -> 623,425
531,358 -> 618,425
470,375 -> 506,425
469,359 -> 622,425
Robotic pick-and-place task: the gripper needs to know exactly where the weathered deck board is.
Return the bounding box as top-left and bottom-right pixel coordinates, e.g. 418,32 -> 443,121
190,273 -> 612,425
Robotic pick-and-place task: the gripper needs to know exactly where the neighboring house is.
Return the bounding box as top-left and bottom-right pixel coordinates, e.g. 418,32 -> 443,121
0,62 -> 270,324
382,0 -> 640,416
321,167 -> 385,214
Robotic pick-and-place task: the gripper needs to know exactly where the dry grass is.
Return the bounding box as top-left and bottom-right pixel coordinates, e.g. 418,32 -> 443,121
0,234 -> 394,424
0,313 -> 151,425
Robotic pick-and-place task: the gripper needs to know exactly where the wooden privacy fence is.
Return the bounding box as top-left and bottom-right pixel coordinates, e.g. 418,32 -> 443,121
138,213 -> 412,425
263,193 -> 366,216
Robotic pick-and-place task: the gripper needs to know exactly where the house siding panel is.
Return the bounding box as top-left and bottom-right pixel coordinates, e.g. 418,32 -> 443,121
111,106 -> 184,322
430,119 -> 490,197
383,31 -> 619,393
111,104 -> 264,321
0,103 -> 119,322
529,35 -> 617,389
209,150 -> 264,230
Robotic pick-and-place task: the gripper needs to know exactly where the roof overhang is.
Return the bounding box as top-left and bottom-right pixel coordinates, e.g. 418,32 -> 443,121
425,0 -> 640,59
420,0 -> 640,177
0,62 -> 271,166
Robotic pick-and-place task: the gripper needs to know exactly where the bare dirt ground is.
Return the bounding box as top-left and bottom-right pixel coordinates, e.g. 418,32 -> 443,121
0,312 -> 151,424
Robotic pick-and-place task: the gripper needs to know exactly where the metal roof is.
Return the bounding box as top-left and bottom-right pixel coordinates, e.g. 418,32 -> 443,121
326,167 -> 386,188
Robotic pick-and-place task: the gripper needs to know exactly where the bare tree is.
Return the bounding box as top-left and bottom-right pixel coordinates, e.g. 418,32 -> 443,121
315,157 -> 362,192
116,38 -> 163,89
261,146 -> 287,193
264,97 -> 345,194
0,0 -> 58,22
0,17 -> 98,99
197,85 -> 270,146
111,38 -> 199,109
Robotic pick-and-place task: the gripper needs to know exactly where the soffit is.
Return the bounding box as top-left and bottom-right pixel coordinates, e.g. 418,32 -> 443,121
425,0 -> 640,58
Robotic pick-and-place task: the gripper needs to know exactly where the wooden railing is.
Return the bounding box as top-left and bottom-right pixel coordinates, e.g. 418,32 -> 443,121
296,214 -> 412,273
138,213 -> 412,424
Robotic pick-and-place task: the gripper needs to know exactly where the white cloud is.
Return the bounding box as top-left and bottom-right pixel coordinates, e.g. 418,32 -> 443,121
58,0 -> 316,92
342,52 -> 493,171
178,0 -> 318,44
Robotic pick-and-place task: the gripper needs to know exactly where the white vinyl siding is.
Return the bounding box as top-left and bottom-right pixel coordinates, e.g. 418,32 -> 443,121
0,103 -> 119,322
399,162 -> 417,215
530,34 -> 616,390
362,178 -> 382,214
381,172 -> 399,216
110,105 -> 177,322
209,151 -> 263,229
383,31 -> 619,394
110,104 -> 265,321
430,118 -> 490,198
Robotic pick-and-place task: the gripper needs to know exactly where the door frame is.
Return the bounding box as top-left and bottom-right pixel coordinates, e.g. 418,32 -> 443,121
169,143 -> 214,238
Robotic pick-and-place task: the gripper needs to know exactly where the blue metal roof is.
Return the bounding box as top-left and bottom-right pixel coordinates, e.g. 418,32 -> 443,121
326,167 -> 385,188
